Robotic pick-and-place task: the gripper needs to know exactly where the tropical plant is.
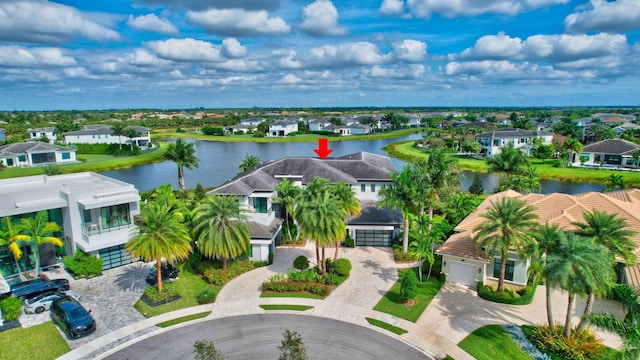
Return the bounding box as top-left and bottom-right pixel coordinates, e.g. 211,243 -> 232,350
487,142 -> 529,176
15,211 -> 63,277
408,237 -> 435,282
603,173 -> 627,192
192,195 -> 250,270
278,329 -> 309,360
563,137 -> 583,166
43,164 -> 62,176
294,177 -> 332,264
472,197 -> 538,292
399,269 -> 418,301
530,224 -> 564,326
468,174 -> 484,195
420,148 -> 459,233
330,181 -> 360,260
0,217 -> 25,279
274,178 -> 301,240
126,202 -> 192,291
163,139 -> 200,191
125,127 -> 138,151
111,123 -> 127,150
442,191 -> 479,225
378,165 -> 416,253
238,153 -> 261,174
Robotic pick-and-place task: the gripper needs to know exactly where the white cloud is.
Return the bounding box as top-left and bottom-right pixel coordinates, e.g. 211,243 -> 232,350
361,64 -> 427,79
0,46 -> 76,67
278,74 -> 302,84
221,38 -> 248,58
267,50 -> 303,70
298,1 -> 347,36
128,50 -> 173,67
208,59 -> 262,72
145,38 -> 224,62
127,13 -> 179,35
564,0 -> 640,33
378,0 -> 409,17
135,0 -> 280,11
187,9 -> 290,37
0,1 -> 120,43
392,39 -> 427,62
396,0 -> 569,18
443,60 -> 574,80
308,42 -> 390,67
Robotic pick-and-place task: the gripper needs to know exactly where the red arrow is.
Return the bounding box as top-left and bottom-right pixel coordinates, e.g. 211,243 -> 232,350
314,138 -> 333,159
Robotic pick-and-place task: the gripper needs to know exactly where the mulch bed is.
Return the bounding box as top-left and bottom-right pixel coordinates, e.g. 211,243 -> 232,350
139,294 -> 182,307
0,320 -> 21,333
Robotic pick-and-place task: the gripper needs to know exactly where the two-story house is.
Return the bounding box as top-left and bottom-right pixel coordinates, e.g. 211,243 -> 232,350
268,119 -> 299,137
27,127 -> 57,144
476,128 -> 553,158
64,125 -> 151,147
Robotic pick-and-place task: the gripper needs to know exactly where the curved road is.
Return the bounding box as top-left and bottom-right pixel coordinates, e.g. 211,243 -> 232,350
102,313 -> 434,359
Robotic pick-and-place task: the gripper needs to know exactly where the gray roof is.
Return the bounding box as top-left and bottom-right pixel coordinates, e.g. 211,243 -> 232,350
0,142 -> 74,156
582,139 -> 640,155
476,128 -> 552,139
211,152 -> 395,196
27,127 -> 55,133
65,125 -> 150,136
248,219 -> 283,239
347,205 -> 403,225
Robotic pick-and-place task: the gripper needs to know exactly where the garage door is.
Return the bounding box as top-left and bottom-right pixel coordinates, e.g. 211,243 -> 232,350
449,262 -> 477,288
355,230 -> 393,246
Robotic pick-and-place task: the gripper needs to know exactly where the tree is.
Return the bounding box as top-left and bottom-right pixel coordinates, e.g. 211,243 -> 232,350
532,143 -> 554,164
126,202 -> 192,291
603,173 -> 627,192
294,177 -> 332,265
416,149 -> 459,233
0,217 -> 25,279
163,139 -> 199,191
378,165 -> 416,253
192,195 -> 250,270
15,211 -> 63,277
487,142 -> 529,176
531,224 -> 564,326
631,150 -> 640,169
472,197 -> 538,292
238,154 -> 261,174
274,178 -> 301,240
408,237 -> 435,282
193,339 -> 226,360
468,174 -> 484,195
399,269 -> 418,301
278,329 -> 308,360
330,181 -> 360,260
563,137 -> 583,166
125,127 -> 138,151
552,117 -> 582,139
111,123 -> 127,150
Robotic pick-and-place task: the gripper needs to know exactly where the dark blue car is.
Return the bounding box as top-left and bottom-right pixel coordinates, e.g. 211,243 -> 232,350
50,296 -> 96,339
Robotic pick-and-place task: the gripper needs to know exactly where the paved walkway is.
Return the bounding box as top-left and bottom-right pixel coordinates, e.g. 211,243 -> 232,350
54,243 -> 625,360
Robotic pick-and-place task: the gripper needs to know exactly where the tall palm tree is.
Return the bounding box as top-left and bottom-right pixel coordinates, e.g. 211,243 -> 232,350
472,197 -> 538,292
416,149 -> 459,233
563,137 -> 582,166
238,154 -> 261,174
273,178 -> 301,240
330,181 -> 360,260
297,191 -> 346,274
544,233 -> 613,338
15,211 -> 63,277
163,139 -> 199,191
379,165 -> 417,253
295,177 -> 332,264
531,224 -> 564,327
125,127 -> 138,152
572,209 -> 637,331
111,123 -> 127,150
0,217 -> 25,279
192,195 -> 250,270
409,237 -> 435,282
126,203 -> 192,291
487,142 -> 529,176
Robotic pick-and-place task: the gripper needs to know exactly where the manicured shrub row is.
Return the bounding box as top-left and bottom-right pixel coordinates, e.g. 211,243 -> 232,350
262,281 -> 329,296
143,283 -> 179,304
73,143 -> 139,155
0,296 -> 23,321
63,250 -> 103,278
194,260 -> 255,286
477,282 -> 537,305
287,269 -> 340,285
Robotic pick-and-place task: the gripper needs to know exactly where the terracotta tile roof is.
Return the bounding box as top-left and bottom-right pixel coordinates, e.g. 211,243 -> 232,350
436,232 -> 491,262
625,265 -> 640,289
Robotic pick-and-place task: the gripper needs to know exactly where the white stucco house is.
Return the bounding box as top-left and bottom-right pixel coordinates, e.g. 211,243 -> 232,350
0,173 -> 141,278
240,118 -> 266,126
0,128 -> 6,142
578,139 -> 640,168
209,152 -> 402,262
476,128 -> 553,158
0,143 -> 77,168
268,120 -> 298,137
64,125 -> 151,147
27,127 -> 57,144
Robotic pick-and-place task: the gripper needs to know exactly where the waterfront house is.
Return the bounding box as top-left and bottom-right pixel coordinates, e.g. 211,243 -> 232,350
64,125 -> 151,147
27,127 -> 57,144
268,119 -> 298,137
578,139 -> 640,167
475,128 -> 553,158
0,143 -> 76,168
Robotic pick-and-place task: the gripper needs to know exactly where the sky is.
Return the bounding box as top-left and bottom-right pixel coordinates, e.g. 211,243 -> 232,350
0,0 -> 639,110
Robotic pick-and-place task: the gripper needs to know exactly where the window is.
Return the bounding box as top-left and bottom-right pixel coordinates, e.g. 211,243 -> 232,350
61,152 -> 70,160
18,155 -> 26,162
493,258 -> 515,281
370,184 -> 376,192
92,135 -> 95,138
83,209 -> 92,223
252,197 -> 268,213
100,204 -> 131,229
361,184 -> 366,192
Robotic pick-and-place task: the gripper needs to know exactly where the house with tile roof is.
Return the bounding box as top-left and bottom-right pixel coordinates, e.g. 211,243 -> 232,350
578,139 -> 640,167
437,189 -> 640,289
64,125 -> 151,147
475,128 -> 553,158
209,152 -> 401,262
0,142 -> 76,168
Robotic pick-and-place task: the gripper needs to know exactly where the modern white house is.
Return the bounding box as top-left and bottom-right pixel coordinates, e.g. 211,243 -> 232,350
308,118 -> 333,132
268,120 -> 298,137
475,128 -> 553,158
240,118 -> 266,126
578,139 -> 640,167
0,143 -> 77,168
0,173 -> 141,277
27,127 -> 57,144
64,125 -> 151,147
209,152 -> 401,262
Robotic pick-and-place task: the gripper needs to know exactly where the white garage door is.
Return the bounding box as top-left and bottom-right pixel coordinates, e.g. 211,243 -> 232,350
449,262 -> 477,288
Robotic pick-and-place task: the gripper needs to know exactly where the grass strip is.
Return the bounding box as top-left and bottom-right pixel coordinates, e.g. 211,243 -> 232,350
373,270 -> 443,323
259,304 -> 314,311
155,311 -> 211,328
260,291 -> 324,300
458,325 -> 532,360
365,317 -> 408,335
0,321 -> 71,360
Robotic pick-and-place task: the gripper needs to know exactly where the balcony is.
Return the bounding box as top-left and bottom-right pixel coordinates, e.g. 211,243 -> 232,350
81,222 -> 134,237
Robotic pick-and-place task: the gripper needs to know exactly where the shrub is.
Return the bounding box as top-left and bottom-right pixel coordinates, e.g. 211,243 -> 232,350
201,260 -> 255,285
293,256 -> 309,271
143,283 -> 179,304
63,250 -> 103,278
342,234 -> 355,248
202,126 -> 224,136
261,281 -> 329,296
0,296 -> 23,321
477,281 -> 537,305
399,270 -> 418,301
393,247 -> 414,262
529,324 -> 606,360
332,258 -> 352,276
197,288 -> 218,305
176,127 -> 186,133
253,130 -> 266,138
254,260 -> 269,268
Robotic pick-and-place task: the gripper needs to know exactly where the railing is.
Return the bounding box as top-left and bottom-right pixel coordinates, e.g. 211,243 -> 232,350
81,223 -> 134,237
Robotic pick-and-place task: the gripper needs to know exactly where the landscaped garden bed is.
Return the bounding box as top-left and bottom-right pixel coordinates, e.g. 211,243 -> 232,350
261,257 -> 350,298
477,281 -> 537,305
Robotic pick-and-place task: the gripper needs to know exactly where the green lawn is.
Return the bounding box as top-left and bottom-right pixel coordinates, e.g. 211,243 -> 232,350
134,261 -> 220,318
0,321 -> 71,360
259,291 -> 324,300
155,311 -> 212,328
365,317 -> 408,335
259,304 -> 314,311
373,270 -> 443,323
458,325 -> 532,360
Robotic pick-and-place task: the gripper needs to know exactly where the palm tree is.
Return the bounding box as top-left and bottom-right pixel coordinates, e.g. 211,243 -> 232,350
125,127 -> 138,152
472,197 -> 538,292
531,224 -> 563,327
273,178 -> 301,240
563,137 -> 582,166
417,149 -> 459,233
572,209 -> 637,331
295,177 -> 332,264
408,236 -> 435,282
331,182 -> 360,260
126,203 -> 192,291
443,191 -> 478,225
603,173 -> 627,192
544,233 -> 613,338
631,150 -> 640,169
297,191 -> 346,274
15,211 -> 63,277
587,284 -> 640,360
192,195 -> 250,270
111,123 -> 127,150
487,142 -> 529,176
0,217 -> 25,279
379,165 -> 417,253
163,139 -> 199,191
238,154 -> 261,174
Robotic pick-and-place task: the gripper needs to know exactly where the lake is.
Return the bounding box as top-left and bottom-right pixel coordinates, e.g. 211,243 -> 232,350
100,135 -> 605,194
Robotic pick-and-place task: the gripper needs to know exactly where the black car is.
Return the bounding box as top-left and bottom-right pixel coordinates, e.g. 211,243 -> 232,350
10,278 -> 70,300
146,263 -> 179,285
50,296 -> 96,339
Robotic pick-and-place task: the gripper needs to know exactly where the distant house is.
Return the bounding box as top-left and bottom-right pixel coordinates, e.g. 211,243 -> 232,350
64,125 -> 151,147
27,127 -> 56,144
579,139 -> 640,167
0,142 -> 76,167
612,122 -> 640,136
240,118 -> 266,126
347,123 -> 371,135
307,118 -> 333,132
0,128 -> 5,142
475,128 -> 553,158
268,120 -> 298,137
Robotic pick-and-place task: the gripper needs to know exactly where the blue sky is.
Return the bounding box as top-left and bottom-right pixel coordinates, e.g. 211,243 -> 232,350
0,0 -> 639,110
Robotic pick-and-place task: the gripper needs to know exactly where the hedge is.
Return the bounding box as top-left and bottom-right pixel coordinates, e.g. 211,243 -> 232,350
261,281 -> 329,296
0,296 -> 23,321
64,250 -> 103,278
477,281 -> 537,305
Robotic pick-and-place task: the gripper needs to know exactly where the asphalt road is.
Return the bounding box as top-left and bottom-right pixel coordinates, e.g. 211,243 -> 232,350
102,313 -> 435,360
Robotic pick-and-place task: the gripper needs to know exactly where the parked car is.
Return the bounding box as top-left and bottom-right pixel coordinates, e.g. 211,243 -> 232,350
50,296 -> 96,339
23,290 -> 82,314
10,278 -> 70,300
146,263 -> 179,285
